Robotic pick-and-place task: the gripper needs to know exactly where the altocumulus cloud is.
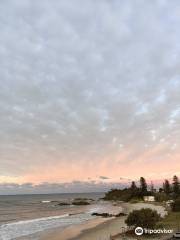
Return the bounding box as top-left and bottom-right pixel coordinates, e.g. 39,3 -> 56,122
0,0 -> 180,192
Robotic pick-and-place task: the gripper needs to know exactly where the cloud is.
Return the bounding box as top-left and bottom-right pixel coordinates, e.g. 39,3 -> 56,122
99,176 -> 110,180
0,181 -> 126,195
0,0 -> 180,192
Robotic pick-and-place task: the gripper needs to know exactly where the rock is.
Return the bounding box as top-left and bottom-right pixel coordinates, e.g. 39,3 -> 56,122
115,212 -> 127,217
57,202 -> 71,206
91,212 -> 127,218
91,212 -> 113,218
72,201 -> 90,205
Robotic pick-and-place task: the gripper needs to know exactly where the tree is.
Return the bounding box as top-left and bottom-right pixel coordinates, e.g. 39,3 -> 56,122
130,181 -> 139,198
159,188 -> 164,193
140,177 -> 147,196
130,181 -> 137,191
172,175 -> 180,195
125,208 -> 161,228
163,179 -> 171,195
150,181 -> 155,193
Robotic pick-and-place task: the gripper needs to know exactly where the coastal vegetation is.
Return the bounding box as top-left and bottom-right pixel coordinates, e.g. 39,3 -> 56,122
104,175 -> 180,235
125,208 -> 161,228
104,175 -> 180,203
104,177 -> 151,201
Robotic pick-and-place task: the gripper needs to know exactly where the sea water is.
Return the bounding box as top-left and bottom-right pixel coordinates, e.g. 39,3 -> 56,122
0,193 -> 104,240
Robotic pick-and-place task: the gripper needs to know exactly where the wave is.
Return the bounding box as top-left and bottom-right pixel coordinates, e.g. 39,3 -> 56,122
0,213 -> 93,240
4,214 -> 70,226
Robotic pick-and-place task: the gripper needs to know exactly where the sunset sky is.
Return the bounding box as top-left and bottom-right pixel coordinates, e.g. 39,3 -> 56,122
0,0 -> 180,193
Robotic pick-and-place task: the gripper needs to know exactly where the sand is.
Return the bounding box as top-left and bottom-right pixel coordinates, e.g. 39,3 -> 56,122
39,217 -> 111,240
39,202 -> 167,240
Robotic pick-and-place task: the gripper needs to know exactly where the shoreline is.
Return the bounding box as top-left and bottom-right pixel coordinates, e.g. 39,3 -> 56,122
39,202 -> 167,240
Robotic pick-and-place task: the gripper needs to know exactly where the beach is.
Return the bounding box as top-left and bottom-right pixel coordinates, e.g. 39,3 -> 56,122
39,202 -> 167,240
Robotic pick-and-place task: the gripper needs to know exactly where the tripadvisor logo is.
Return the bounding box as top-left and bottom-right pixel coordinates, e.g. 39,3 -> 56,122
135,227 -> 173,236
135,227 -> 144,236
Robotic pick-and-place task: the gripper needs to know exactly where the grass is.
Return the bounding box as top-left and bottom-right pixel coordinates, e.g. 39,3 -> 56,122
158,211 -> 180,230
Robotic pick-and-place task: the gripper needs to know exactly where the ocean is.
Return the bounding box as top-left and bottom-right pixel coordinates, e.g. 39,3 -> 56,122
0,193 -> 105,240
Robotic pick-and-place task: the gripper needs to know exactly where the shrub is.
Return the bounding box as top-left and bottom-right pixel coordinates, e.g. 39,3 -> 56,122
125,208 -> 161,228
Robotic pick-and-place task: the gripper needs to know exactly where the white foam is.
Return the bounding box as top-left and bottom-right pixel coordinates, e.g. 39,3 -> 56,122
5,214 -> 69,226
0,213 -> 93,240
41,200 -> 51,203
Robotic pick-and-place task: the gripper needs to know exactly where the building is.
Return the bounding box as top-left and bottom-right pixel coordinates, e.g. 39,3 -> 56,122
143,196 -> 155,202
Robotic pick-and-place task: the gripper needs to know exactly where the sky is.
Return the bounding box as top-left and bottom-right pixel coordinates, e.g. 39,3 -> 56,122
0,0 -> 180,194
